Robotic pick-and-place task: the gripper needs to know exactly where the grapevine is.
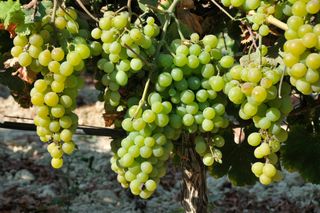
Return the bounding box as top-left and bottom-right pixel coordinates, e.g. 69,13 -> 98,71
1,0 -> 320,211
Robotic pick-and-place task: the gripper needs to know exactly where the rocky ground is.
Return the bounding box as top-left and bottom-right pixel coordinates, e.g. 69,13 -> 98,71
0,84 -> 320,213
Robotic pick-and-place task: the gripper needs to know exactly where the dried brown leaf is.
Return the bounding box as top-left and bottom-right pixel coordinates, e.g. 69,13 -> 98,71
103,112 -> 121,127
177,9 -> 203,34
4,57 -> 19,69
178,0 -> 195,9
12,67 -> 37,84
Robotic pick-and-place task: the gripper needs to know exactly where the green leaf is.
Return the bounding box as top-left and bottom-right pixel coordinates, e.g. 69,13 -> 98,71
0,0 -> 24,27
166,20 -> 192,44
210,128 -> 257,186
15,23 -> 33,35
137,0 -> 158,12
281,125 -> 320,184
23,0 -> 53,23
0,69 -> 25,93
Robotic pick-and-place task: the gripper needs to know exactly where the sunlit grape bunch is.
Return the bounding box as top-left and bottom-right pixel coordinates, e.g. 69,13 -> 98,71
91,12 -> 159,108
282,0 -> 320,94
11,7 -> 91,169
225,56 -> 292,184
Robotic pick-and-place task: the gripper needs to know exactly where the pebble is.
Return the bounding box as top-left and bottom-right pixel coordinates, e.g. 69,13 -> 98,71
38,185 -> 56,198
14,169 -> 35,182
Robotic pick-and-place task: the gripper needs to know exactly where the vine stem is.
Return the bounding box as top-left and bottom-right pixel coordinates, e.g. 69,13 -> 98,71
278,66 -> 286,99
258,34 -> 262,67
75,0 -> 99,22
124,44 -> 152,67
127,0 -> 133,19
210,0 -> 236,21
132,0 -> 181,118
51,0 -> 58,23
266,15 -> 288,31
173,14 -> 185,40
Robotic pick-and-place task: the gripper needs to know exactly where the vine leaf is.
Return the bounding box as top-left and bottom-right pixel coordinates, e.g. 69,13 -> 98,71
210,128 -> 257,186
137,0 -> 158,13
0,0 -> 24,27
176,1 -> 203,34
0,68 -> 32,108
13,67 -> 37,84
103,112 -> 124,127
281,125 -> 320,184
4,58 -> 37,84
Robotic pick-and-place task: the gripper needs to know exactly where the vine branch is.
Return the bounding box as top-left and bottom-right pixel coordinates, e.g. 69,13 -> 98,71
75,0 -> 99,22
266,15 -> 288,31
51,0 -> 58,23
210,0 -> 236,21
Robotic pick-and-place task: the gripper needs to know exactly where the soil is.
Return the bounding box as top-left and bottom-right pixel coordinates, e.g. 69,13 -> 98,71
0,84 -> 320,213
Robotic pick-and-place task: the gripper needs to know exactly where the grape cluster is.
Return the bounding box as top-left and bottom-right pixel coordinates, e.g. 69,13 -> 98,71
111,93 -> 174,199
11,7 -> 91,169
91,12 -> 159,108
154,34 -> 234,166
246,3 -> 276,37
283,0 -> 320,94
225,58 -> 292,184
102,29 -> 234,197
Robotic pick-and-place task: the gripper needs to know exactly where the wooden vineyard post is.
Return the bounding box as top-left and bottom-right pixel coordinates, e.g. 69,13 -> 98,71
180,134 -> 208,213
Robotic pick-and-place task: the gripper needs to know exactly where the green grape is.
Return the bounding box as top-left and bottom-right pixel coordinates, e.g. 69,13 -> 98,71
171,68 -> 184,81
29,34 -> 44,47
13,35 -> 28,47
75,44 -> 91,59
51,158 -> 63,169
51,104 -> 65,118
219,56 -> 234,68
38,50 -> 52,66
247,132 -> 261,146
11,46 -> 23,57
259,25 -> 269,36
91,28 -> 102,39
243,102 -> 258,117
202,35 -> 218,48
141,161 -> 153,174
44,92 -> 59,106
263,163 -> 277,178
291,1 -> 307,17
145,180 -> 157,191
306,0 -> 320,13
189,44 -> 201,56
203,107 -> 216,120
251,162 -> 264,177
60,61 -> 74,76
113,12 -> 129,29
158,72 -> 172,87
18,52 -> 32,67
173,54 -> 188,67
209,76 -> 225,92
201,64 -> 215,79
180,90 -> 195,104
202,119 -> 214,131
60,95 -> 73,108
130,58 -> 143,71
51,48 -> 65,62
306,53 -> 320,70
228,86 -> 244,104
203,153 -> 214,166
